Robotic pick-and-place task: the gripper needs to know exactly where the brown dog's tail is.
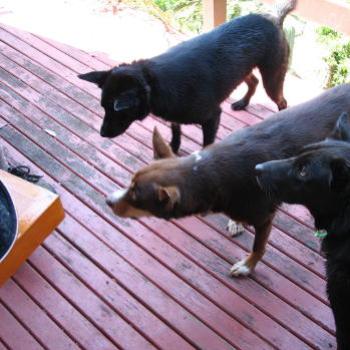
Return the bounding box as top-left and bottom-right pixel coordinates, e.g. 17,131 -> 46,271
275,0 -> 297,26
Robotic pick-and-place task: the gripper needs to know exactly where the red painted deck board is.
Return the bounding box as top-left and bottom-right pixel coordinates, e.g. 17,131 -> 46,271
14,262 -> 120,350
0,279 -> 80,350
0,302 -> 44,350
0,23 -> 336,349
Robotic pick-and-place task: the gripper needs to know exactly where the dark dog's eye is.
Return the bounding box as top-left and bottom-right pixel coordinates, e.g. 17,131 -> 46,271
299,166 -> 307,177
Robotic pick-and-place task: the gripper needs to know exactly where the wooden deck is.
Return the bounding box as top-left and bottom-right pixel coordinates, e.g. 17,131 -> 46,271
0,23 -> 336,350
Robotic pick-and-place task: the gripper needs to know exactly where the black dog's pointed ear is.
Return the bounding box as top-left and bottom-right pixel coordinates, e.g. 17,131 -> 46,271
78,70 -> 110,88
329,112 -> 350,142
330,157 -> 350,192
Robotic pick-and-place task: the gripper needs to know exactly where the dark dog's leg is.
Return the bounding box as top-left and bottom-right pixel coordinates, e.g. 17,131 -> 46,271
327,266 -> 350,349
230,215 -> 274,276
170,123 -> 181,153
260,65 -> 288,111
231,73 -> 259,111
202,108 -> 221,147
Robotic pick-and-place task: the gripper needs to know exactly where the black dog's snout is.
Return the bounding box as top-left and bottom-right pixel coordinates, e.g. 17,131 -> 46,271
100,130 -> 107,137
255,163 -> 265,176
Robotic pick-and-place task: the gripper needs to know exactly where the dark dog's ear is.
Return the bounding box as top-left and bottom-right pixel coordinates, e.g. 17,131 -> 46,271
78,70 -> 110,88
157,186 -> 180,210
152,127 -> 175,159
330,158 -> 350,192
329,112 -> 350,142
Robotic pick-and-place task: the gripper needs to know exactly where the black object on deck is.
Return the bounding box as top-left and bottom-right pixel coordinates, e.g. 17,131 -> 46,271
0,180 -> 18,261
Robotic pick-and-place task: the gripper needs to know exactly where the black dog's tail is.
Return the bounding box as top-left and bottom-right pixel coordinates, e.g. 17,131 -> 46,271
275,0 -> 297,26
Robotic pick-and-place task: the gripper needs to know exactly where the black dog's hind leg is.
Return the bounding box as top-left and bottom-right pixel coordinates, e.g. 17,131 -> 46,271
170,123 -> 181,153
260,64 -> 288,111
232,73 -> 259,111
202,108 -> 221,147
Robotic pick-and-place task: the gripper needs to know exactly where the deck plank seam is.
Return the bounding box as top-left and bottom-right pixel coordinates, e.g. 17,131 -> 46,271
0,26 -> 92,75
55,221 -> 276,349
6,278 -> 84,350
52,228 -> 240,350
0,337 -> 10,350
12,267 -> 120,350
25,252 -> 153,350
0,297 -> 48,350
30,244 -> 163,350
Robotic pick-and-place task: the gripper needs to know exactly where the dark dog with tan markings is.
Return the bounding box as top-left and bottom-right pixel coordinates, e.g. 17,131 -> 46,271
79,0 -> 296,153
255,112 -> 350,349
107,84 -> 350,276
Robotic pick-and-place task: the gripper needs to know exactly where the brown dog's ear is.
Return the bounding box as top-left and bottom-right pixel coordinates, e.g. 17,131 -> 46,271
158,186 -> 180,210
153,127 -> 175,159
78,70 -> 110,88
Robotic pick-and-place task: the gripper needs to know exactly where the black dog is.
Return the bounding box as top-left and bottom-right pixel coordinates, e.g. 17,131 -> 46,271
78,0 -> 296,153
106,84 -> 350,277
255,112 -> 350,349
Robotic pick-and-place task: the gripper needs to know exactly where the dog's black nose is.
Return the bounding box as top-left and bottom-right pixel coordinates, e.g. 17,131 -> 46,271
106,196 -> 114,207
100,129 -> 108,137
255,163 -> 264,176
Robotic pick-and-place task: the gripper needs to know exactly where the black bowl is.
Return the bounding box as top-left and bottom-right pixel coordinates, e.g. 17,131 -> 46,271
0,180 -> 18,262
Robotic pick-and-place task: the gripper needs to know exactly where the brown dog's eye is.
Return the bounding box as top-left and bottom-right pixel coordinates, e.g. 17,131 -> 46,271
129,183 -> 137,201
130,189 -> 137,201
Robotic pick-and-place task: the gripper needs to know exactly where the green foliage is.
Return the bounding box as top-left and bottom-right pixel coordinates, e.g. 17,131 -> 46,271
121,0 -> 270,34
316,26 -> 341,44
149,0 -> 202,33
325,42 -> 350,87
284,26 -> 296,67
228,3 -> 242,19
316,25 -> 350,87
170,0 -> 202,34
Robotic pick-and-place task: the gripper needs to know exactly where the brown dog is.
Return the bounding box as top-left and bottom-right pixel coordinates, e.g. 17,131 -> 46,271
107,84 -> 350,276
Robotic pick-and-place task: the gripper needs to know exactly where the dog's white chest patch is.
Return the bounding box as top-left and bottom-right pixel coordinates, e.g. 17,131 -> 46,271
192,151 -> 203,162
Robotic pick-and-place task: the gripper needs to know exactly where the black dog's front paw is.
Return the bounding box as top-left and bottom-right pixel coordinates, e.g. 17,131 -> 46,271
170,141 -> 180,154
232,99 -> 248,111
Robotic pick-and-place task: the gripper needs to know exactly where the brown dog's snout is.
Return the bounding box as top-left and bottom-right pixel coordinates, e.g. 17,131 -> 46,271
106,188 -> 153,219
106,189 -> 128,209
106,196 -> 115,208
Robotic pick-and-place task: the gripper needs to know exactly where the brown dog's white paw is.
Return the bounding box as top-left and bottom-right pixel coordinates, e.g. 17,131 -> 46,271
229,259 -> 252,277
226,220 -> 245,237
